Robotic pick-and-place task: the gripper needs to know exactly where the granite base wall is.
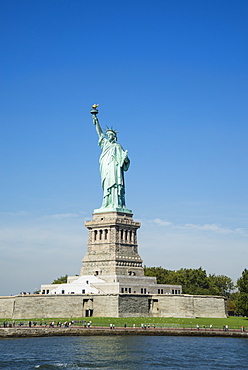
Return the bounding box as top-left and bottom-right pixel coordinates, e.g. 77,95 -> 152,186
0,297 -> 15,319
151,295 -> 227,318
152,295 -> 196,318
118,295 -> 150,317
0,294 -> 227,319
193,295 -> 227,318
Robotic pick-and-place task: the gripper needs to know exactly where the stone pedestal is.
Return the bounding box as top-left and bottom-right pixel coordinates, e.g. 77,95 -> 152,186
80,211 -> 143,277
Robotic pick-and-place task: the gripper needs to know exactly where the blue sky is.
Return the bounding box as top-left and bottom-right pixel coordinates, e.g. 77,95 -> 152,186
0,0 -> 247,295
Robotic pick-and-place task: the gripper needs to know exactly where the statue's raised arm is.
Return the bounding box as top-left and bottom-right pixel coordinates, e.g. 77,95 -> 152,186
90,104 -> 102,138
90,104 -> 131,214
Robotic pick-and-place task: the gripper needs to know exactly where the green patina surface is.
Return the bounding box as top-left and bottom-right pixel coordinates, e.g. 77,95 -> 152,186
90,106 -> 132,214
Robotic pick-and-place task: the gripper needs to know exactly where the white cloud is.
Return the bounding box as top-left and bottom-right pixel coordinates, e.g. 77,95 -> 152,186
0,211 -> 29,217
43,211 -> 87,219
0,226 -> 84,251
0,222 -> 88,296
45,213 -> 81,219
153,218 -> 173,227
147,218 -> 246,235
179,223 -> 234,233
0,212 -> 247,296
138,216 -> 248,283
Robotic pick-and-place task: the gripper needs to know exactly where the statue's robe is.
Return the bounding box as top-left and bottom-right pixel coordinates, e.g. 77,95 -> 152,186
98,134 -> 130,208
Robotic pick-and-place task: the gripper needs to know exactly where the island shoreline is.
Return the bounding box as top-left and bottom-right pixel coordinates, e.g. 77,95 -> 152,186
1,327 -> 247,339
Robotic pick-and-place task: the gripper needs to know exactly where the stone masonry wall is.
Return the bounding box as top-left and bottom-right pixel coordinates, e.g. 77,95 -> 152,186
90,295 -> 119,317
193,295 -> 228,318
0,296 -> 15,319
118,295 -> 150,317
152,295 -> 227,318
153,295 -> 196,318
12,295 -> 85,319
0,294 -> 227,319
0,294 -> 120,319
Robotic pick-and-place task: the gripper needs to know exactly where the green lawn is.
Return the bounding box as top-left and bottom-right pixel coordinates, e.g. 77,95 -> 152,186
1,316 -> 247,330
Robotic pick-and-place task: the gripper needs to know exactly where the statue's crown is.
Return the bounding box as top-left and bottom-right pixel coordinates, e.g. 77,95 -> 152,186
104,126 -> 118,135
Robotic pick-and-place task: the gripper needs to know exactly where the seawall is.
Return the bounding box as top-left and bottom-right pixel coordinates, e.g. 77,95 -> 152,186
0,327 -> 247,338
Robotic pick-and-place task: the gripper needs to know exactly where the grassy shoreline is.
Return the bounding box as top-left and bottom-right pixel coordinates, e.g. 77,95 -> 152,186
1,316 -> 247,330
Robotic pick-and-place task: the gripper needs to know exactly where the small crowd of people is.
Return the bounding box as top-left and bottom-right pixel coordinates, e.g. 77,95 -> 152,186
3,321 -> 15,328
141,324 -> 155,329
109,323 -> 155,329
195,324 -> 245,332
1,320 -> 246,332
83,320 -> 92,328
27,320 -> 76,328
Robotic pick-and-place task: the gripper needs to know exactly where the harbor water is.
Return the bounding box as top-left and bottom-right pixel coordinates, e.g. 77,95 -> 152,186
1,335 -> 248,369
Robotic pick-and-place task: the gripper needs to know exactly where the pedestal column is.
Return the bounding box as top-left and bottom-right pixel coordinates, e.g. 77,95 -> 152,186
80,212 -> 143,277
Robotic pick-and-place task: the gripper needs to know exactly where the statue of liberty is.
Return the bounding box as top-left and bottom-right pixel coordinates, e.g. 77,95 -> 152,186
90,105 -> 131,213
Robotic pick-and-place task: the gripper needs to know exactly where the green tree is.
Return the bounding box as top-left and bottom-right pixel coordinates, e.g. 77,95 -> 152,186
52,274 -> 68,284
236,269 -> 248,316
227,292 -> 239,315
144,266 -> 211,294
175,267 -> 210,295
144,266 -> 173,284
144,266 -> 234,297
237,269 -> 248,293
236,293 -> 248,316
208,274 -> 234,297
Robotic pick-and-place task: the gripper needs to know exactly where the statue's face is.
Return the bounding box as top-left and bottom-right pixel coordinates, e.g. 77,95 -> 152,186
107,131 -> 116,142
